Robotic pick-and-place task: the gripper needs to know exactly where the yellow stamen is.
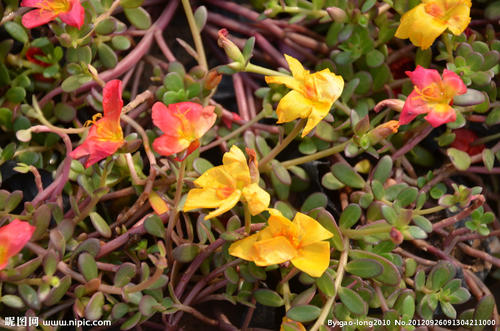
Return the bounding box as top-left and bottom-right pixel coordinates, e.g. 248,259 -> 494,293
84,113 -> 103,127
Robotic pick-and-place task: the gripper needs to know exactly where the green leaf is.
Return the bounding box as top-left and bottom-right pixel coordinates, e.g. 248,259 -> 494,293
85,292 -> 104,320
0,107 -> 13,129
301,192 -> 327,213
316,270 -> 335,296
253,289 -> 284,307
286,305 -> 321,323
349,250 -> 401,286
447,148 -> 471,171
194,6 -> 207,31
6,86 -> 26,103
472,295 -> 495,331
339,204 -> 362,229
271,160 -> 291,185
44,275 -> 71,306
331,163 -> 365,189
96,18 -> 116,35
120,0 -> 143,8
321,172 -> 345,190
61,74 -> 92,92
482,149 -> 494,171
111,36 -> 132,50
338,287 -> 368,315
89,212 -> 112,238
144,214 -> 165,238
345,258 -> 383,278
172,244 -> 200,263
114,263 -> 136,287
78,252 -> 98,281
98,43 -> 118,69
4,22 -> 28,43
372,155 -> 392,183
124,7 -> 152,30
365,49 -> 384,68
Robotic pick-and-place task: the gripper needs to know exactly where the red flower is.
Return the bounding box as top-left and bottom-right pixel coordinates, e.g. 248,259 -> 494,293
152,102 -> 216,159
26,47 -> 55,82
400,66 -> 467,127
70,80 -> 124,168
0,219 -> 36,270
450,128 -> 485,155
21,0 -> 84,29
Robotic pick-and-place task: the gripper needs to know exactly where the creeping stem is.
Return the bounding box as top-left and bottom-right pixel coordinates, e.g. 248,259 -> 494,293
181,0 -> 208,71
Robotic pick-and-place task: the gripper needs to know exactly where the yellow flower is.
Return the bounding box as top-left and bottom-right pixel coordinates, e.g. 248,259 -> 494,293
184,146 -> 270,219
265,55 -> 344,137
395,0 -> 471,50
229,209 -> 333,278
280,317 -> 307,331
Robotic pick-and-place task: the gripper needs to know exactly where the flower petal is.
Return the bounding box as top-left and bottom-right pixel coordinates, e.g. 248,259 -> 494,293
302,101 -> 331,137
311,69 -> 344,104
0,219 -> 36,270
22,9 -> 58,29
205,190 -> 242,219
183,188 -> 225,211
406,66 -> 442,90
424,103 -> 456,127
70,138 -> 123,168
222,146 -> 251,187
445,0 -> 471,35
194,166 -> 235,189
265,75 -> 303,92
102,80 -> 123,121
442,69 -> 467,95
399,90 -> 431,125
276,90 -> 313,124
20,0 -> 43,8
292,241 -> 331,277
267,212 -> 297,237
395,4 -> 447,50
293,213 -> 333,247
241,183 -> 270,216
284,54 -> 307,79
253,236 -> 297,266
152,134 -> 191,156
58,0 -> 85,28
228,231 -> 265,262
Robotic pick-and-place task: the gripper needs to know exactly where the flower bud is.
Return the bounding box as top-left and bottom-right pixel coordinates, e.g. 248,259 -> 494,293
217,29 -> 245,64
390,227 -> 404,245
326,7 -> 347,22
361,120 -> 399,148
204,69 -> 222,90
246,148 -> 260,183
374,99 -> 405,113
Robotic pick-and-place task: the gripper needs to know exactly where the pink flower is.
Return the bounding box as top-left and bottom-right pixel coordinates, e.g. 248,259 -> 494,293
0,219 -> 36,270
400,66 -> 467,127
70,80 -> 124,168
152,102 -> 216,160
21,0 -> 84,29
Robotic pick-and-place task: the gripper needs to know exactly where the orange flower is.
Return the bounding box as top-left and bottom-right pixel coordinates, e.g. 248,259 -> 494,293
395,0 -> 471,49
152,102 -> 216,160
0,219 -> 36,270
70,80 -> 124,168
21,0 -> 84,29
400,66 -> 466,127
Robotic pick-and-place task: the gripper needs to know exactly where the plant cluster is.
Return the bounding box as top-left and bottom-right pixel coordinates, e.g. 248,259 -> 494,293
0,0 -> 499,330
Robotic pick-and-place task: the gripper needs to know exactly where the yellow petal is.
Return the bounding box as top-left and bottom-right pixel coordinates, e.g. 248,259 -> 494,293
302,101 -> 331,137
183,188 -> 223,212
291,241 -> 331,277
228,232 -> 260,262
205,190 -> 242,219
445,1 -> 471,35
395,4 -> 447,50
293,212 -> 333,247
149,191 -> 169,215
222,145 -> 251,187
267,212 -> 297,237
242,183 -> 270,216
194,166 -> 235,189
265,75 -> 303,92
276,90 -> 313,124
312,69 -> 344,104
284,54 -> 307,79
253,236 -> 297,266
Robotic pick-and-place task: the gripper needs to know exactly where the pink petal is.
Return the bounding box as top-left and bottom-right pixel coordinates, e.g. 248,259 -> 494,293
406,65 -> 441,90
22,9 -> 58,29
399,90 -> 431,125
58,0 -> 85,28
442,69 -> 467,95
424,105 -> 456,127
102,80 -> 123,121
70,127 -> 123,168
20,0 -> 43,8
152,134 -> 191,156
0,219 -> 35,270
151,102 -> 182,133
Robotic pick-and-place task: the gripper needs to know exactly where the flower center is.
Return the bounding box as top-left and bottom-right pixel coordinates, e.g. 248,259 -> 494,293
174,109 -> 197,142
40,0 -> 71,14
424,2 -> 445,18
216,186 -> 235,199
414,82 -> 451,104
0,244 -> 7,266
